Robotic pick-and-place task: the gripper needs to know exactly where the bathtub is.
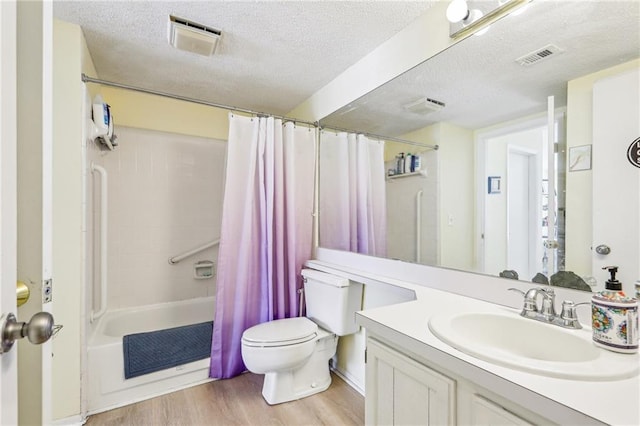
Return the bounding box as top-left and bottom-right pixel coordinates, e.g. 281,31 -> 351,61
87,297 -> 216,414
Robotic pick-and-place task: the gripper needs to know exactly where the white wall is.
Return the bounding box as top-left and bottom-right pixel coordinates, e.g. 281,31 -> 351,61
87,126 -> 226,310
288,2 -> 455,121
565,58 -> 640,276
483,126 -> 544,277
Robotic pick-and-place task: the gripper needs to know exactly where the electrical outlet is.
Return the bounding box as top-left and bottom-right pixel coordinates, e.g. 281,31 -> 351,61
448,214 -> 454,226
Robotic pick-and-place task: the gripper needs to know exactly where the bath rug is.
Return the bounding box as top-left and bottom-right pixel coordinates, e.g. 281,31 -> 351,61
123,321 -> 213,379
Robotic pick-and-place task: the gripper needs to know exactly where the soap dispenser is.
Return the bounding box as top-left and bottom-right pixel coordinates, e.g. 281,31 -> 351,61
591,266 -> 638,353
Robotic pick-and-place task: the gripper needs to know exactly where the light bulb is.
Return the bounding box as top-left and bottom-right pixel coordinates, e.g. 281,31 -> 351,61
446,0 -> 469,23
463,9 -> 484,26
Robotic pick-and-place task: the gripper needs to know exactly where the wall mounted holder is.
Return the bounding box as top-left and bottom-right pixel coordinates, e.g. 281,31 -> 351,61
194,260 -> 215,279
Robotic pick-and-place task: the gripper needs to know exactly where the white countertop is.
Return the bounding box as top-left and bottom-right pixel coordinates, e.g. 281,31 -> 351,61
307,259 -> 640,426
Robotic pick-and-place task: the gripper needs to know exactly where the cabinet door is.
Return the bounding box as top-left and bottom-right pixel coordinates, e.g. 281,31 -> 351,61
366,338 -> 456,425
471,395 -> 534,426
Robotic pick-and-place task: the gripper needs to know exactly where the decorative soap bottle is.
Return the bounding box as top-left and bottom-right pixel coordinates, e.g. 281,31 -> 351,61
591,266 -> 638,353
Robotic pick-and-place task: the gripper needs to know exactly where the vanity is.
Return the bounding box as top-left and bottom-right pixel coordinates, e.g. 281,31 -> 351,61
308,253 -> 640,426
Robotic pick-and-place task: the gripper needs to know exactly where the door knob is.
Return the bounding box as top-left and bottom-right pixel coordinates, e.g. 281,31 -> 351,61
0,312 -> 61,355
595,244 -> 611,255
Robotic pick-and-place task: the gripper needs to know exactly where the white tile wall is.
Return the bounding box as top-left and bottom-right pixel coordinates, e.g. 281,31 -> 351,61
385,149 -> 438,265
86,126 -> 226,310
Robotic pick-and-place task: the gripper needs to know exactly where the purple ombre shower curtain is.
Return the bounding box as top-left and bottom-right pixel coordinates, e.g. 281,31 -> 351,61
210,114 -> 316,379
319,131 -> 387,256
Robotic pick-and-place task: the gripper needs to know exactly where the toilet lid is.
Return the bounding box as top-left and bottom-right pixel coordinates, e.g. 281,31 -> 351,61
242,317 -> 317,347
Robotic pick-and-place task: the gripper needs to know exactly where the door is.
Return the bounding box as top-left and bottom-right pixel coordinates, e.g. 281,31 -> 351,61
1,1 -> 19,423
592,68 -> 640,294
1,1 -> 54,424
507,150 -> 535,279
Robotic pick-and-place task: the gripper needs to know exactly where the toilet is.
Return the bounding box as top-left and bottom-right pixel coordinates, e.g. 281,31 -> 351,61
241,269 -> 363,405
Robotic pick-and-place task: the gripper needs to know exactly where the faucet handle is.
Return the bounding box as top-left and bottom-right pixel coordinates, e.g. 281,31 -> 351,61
560,301 -> 590,329
538,287 -> 557,319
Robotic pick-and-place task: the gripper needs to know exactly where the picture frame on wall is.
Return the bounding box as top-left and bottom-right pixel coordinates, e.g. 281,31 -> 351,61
569,144 -> 592,171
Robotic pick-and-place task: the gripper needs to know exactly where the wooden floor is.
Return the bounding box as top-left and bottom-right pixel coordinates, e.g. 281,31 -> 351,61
86,372 -> 364,426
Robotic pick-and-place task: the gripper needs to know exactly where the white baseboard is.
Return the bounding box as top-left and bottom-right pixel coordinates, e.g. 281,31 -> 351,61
50,414 -> 85,426
331,366 -> 364,396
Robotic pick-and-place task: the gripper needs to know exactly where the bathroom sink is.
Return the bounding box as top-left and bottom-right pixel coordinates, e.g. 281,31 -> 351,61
428,311 -> 639,381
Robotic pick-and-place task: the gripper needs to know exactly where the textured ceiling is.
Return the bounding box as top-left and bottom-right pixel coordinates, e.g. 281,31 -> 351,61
53,1 -> 435,116
322,0 -> 640,135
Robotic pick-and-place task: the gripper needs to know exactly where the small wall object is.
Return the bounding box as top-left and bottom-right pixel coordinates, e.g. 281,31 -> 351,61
194,260 -> 215,279
488,176 -> 501,194
568,144 -> 592,171
627,137 -> 640,168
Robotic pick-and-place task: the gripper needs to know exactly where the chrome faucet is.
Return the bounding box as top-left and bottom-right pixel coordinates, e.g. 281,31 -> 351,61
508,287 -> 588,330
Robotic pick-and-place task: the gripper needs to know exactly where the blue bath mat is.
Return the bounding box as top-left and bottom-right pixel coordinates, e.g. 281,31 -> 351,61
123,321 -> 213,379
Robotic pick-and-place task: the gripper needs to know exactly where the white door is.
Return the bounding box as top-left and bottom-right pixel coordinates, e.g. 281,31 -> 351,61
507,150 -> 533,279
1,1 -> 54,424
592,68 -> 640,295
1,1 -> 19,423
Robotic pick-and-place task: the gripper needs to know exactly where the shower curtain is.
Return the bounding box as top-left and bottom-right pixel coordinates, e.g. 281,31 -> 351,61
210,114 -> 316,379
319,131 -> 387,256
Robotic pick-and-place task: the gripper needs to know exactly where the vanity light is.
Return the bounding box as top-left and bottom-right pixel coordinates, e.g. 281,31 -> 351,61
447,0 -> 532,39
446,0 -> 484,26
446,0 -> 470,23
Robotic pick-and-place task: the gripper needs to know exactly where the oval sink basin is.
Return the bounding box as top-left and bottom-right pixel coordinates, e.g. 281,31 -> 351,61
429,311 -> 639,381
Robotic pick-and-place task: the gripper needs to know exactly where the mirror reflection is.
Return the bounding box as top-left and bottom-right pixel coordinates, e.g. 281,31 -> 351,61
318,1 -> 640,292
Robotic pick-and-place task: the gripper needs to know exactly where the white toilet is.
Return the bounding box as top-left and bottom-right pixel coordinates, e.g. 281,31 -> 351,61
241,269 -> 363,405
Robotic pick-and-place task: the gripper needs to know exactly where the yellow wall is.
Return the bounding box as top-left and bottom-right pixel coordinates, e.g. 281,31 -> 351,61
51,18 -> 91,421
565,58 -> 640,275
399,122 -> 475,271
101,87 -> 229,140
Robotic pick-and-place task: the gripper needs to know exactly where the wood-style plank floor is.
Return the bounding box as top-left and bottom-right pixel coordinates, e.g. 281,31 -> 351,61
86,372 -> 364,426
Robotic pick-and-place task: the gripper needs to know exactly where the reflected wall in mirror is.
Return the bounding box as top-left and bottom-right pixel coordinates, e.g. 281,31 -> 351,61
318,1 -> 640,294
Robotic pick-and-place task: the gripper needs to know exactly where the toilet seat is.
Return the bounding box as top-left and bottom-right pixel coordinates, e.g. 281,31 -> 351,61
242,317 -> 318,348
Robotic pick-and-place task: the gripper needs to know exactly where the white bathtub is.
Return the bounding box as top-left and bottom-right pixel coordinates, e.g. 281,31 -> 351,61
87,297 -> 216,414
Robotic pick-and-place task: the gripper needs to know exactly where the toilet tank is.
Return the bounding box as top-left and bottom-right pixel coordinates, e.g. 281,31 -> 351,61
301,269 -> 363,336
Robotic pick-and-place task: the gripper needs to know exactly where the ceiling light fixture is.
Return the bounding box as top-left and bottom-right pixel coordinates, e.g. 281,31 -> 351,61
168,15 -> 222,57
446,0 -> 532,39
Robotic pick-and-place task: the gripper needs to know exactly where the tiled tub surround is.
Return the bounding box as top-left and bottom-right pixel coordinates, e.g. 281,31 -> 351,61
87,126 -> 226,310
308,251 -> 640,425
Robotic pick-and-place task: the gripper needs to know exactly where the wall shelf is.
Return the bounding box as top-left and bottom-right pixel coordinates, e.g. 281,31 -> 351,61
387,170 -> 428,180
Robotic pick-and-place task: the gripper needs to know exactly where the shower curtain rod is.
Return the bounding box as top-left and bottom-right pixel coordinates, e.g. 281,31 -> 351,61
81,73 -> 318,127
319,125 -> 439,151
81,74 -> 438,150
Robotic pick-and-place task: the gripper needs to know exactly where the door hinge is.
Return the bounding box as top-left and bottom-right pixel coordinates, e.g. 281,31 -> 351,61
43,279 -> 52,303
364,347 -> 367,364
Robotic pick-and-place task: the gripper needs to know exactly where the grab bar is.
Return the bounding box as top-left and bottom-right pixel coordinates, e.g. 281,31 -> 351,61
91,163 -> 108,323
168,239 -> 220,265
416,190 -> 423,263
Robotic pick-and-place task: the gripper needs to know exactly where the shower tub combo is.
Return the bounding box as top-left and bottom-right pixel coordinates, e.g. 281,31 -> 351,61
87,296 -> 215,414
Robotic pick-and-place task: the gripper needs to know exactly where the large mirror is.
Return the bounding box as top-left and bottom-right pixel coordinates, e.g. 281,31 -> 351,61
318,0 -> 640,292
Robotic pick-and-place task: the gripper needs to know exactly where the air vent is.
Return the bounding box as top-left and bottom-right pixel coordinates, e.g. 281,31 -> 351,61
168,15 -> 222,56
403,97 -> 446,115
515,44 -> 564,66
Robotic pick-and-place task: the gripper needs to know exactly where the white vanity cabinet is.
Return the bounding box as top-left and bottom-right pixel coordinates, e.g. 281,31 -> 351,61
366,338 -> 456,425
365,337 -> 551,426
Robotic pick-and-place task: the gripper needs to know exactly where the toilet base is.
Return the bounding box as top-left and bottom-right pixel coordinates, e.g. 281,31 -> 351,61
261,334 -> 337,405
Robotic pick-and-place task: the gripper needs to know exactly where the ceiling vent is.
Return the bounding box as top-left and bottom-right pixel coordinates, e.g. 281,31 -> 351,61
403,97 -> 446,115
515,44 -> 564,66
168,15 -> 221,57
